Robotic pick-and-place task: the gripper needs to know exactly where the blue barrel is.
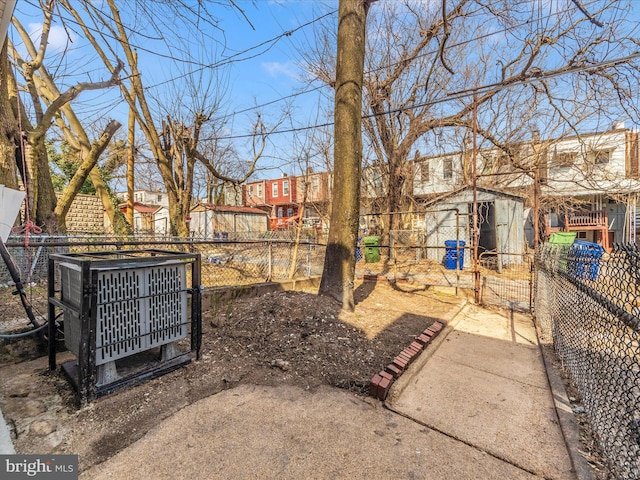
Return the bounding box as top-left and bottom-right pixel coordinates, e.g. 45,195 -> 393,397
569,240 -> 604,280
444,240 -> 466,270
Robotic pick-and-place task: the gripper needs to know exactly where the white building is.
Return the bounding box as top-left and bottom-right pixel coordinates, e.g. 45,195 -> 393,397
412,122 -> 640,249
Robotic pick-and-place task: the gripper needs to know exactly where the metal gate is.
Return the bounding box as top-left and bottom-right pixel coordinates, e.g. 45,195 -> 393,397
478,251 -> 534,312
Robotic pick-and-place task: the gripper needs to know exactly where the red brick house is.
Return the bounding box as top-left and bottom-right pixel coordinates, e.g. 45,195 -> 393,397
266,175 -> 298,230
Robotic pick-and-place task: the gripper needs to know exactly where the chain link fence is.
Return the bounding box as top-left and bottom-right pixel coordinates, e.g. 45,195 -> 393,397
479,252 -> 533,312
536,243 -> 640,479
0,235 -> 324,289
0,234 -> 326,339
354,230 -> 532,312
2,229 -> 532,326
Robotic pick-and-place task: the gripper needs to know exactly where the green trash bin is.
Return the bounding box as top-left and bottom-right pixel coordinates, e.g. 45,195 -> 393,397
548,232 -> 576,273
363,236 -> 380,263
548,232 -> 577,245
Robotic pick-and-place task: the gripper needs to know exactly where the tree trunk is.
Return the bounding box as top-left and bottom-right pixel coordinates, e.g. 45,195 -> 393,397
0,40 -> 18,190
55,120 -> 123,233
319,0 -> 371,311
289,203 -> 305,279
27,138 -> 57,232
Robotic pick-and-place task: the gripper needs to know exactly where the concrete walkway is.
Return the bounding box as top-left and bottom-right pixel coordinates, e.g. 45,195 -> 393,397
0,299 -> 583,479
78,303 -> 582,480
387,304 -> 576,479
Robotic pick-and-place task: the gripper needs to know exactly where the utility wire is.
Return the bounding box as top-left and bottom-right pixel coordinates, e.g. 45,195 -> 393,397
18,0 -> 336,74
214,0 -> 606,123
206,52 -> 640,141
144,10 -> 337,90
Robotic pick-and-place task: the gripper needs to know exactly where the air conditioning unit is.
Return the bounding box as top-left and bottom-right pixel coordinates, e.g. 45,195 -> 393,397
49,250 -> 201,404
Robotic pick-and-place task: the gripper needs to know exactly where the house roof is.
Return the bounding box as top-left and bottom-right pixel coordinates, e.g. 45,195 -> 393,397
413,126 -> 635,164
118,202 -> 163,214
191,203 -> 269,216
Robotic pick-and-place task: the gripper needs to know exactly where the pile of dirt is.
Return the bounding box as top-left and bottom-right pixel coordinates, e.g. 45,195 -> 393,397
0,281 -> 460,471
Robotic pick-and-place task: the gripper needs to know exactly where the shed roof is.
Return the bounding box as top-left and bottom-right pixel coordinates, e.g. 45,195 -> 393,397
118,202 -> 163,214
191,203 -> 269,216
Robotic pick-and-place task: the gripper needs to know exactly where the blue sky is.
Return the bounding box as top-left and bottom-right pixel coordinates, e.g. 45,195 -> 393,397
10,0 -> 338,183
9,0 -> 640,189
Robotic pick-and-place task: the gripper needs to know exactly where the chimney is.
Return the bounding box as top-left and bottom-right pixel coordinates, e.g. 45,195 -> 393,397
531,128 -> 540,143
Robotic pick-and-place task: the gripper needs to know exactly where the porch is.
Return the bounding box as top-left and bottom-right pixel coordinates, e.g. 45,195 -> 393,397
545,209 -> 610,251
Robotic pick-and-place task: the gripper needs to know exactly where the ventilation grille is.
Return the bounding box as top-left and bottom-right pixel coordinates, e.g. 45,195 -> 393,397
61,263 -> 188,365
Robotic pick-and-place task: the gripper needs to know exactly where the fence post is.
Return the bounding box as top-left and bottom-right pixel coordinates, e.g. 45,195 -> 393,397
267,241 -> 273,282
529,254 -> 534,312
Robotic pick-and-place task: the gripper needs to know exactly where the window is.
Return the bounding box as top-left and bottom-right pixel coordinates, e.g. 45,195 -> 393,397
555,152 -> 576,169
420,162 -> 430,182
482,155 -> 494,175
248,185 -> 254,197
272,183 -> 279,197
277,207 -> 283,218
257,184 -> 263,197
283,180 -> 289,196
592,149 -> 611,164
443,157 -> 453,180
157,194 -> 163,203
311,177 -> 319,192
287,207 -> 293,217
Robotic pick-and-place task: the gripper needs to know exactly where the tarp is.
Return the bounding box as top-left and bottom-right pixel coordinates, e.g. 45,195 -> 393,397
0,185 -> 25,242
0,0 -> 17,45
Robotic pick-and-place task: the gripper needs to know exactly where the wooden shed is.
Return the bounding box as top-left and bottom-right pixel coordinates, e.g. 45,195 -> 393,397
418,186 -> 526,268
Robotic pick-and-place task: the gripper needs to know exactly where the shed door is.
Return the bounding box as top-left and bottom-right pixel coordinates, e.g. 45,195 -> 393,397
494,199 -> 511,268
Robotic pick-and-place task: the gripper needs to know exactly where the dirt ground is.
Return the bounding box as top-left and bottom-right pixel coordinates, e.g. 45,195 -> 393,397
0,280 -> 461,472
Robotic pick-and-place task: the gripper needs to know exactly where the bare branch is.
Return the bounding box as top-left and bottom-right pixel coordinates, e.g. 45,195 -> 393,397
570,0 -> 604,27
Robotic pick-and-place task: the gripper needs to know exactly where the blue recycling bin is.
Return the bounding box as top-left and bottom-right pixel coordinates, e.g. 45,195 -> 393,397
444,240 -> 466,270
569,240 -> 604,280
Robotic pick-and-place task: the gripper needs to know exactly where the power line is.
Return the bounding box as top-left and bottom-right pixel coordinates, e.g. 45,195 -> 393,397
214,0 -> 606,124
205,52 -> 640,141
19,0 -> 214,67
144,10 -> 338,90
17,0 -> 335,78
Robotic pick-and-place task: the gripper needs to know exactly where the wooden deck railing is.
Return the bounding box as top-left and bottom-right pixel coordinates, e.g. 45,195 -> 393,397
565,209 -> 607,228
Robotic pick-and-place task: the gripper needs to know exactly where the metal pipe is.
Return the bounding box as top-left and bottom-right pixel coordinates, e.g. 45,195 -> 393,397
456,210 -> 460,295
473,96 -> 481,305
0,238 -> 43,339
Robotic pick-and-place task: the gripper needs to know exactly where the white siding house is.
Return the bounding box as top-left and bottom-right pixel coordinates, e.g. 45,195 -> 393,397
412,123 -> 640,248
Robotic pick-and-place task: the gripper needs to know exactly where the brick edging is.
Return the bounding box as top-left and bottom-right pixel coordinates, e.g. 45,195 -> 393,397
369,321 -> 444,401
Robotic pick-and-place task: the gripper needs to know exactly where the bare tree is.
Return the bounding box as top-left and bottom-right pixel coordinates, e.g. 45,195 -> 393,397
60,0 -> 274,237
8,3 -> 123,233
304,0 -> 640,233
0,40 -> 19,191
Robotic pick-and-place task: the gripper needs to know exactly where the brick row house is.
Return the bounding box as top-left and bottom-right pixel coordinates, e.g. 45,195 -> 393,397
239,170 -> 332,232
116,124 -> 638,247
